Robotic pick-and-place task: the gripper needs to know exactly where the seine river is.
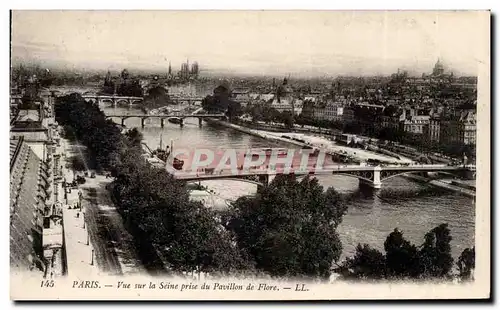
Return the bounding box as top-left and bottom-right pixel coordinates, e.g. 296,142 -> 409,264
101,104 -> 475,262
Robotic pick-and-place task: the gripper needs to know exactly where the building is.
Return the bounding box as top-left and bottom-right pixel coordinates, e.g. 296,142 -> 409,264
177,60 -> 199,80
432,58 -> 445,77
342,106 -> 356,123
313,100 -> 345,122
426,116 -> 441,143
10,105 -> 52,161
271,77 -> 298,114
270,98 -> 294,114
381,106 -> 405,130
300,100 -> 315,119
190,62 -> 199,78
403,114 -> 430,135
10,136 -> 49,275
439,110 -> 477,146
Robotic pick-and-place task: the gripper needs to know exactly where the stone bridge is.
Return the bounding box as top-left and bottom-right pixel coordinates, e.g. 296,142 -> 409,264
173,164 -> 476,189
105,113 -> 226,128
82,94 -> 144,107
82,93 -> 205,107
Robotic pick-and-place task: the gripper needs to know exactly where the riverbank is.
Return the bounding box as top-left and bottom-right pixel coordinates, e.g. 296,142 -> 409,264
206,118 -> 413,165
402,174 -> 476,198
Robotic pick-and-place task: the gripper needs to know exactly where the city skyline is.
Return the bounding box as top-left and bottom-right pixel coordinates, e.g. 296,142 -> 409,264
11,11 -> 486,77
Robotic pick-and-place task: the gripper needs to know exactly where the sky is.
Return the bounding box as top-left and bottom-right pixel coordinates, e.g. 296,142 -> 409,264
11,10 -> 489,77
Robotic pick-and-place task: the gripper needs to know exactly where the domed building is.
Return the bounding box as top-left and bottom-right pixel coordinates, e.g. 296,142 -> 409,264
432,58 -> 445,77
275,77 -> 293,103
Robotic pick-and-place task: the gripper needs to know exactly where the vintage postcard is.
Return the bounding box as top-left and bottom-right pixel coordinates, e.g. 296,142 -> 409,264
9,10 -> 490,300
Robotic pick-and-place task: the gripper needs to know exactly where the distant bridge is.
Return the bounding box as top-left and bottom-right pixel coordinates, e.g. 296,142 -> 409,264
82,94 -> 144,107
82,93 -> 205,107
173,164 -> 476,189
105,113 -> 226,127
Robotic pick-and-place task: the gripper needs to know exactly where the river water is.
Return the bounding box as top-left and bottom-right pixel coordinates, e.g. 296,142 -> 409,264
101,105 -> 475,262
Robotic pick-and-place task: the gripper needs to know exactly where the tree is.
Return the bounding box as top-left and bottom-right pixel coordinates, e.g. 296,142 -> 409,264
143,86 -> 171,109
418,223 -> 454,278
457,247 -> 475,281
226,101 -> 243,122
280,111 -> 294,129
341,244 -> 386,279
340,224 -> 460,281
70,156 -> 87,171
226,175 -> 347,279
384,228 -> 421,279
117,79 -> 143,97
125,128 -> 143,148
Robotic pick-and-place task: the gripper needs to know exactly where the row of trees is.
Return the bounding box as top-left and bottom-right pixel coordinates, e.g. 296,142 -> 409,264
55,93 -> 124,170
243,104 -> 294,128
338,224 -> 475,281
55,93 -> 247,276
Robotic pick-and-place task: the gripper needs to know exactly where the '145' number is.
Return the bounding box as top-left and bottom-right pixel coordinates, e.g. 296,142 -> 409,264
41,280 -> 55,288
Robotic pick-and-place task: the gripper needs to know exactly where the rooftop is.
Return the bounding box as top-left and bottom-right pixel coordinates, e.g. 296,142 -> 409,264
10,136 -> 50,274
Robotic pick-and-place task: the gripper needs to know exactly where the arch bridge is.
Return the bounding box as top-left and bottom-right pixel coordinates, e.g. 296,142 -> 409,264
173,165 -> 476,189
105,113 -> 226,128
82,93 -> 205,107
82,94 -> 144,107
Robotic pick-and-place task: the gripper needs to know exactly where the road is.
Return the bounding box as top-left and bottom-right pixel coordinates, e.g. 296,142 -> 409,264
63,139 -> 145,276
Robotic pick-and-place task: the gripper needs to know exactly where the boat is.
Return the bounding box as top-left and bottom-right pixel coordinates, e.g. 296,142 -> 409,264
168,117 -> 182,124
151,134 -> 185,170
172,157 -> 184,170
244,148 -> 288,158
331,152 -> 356,164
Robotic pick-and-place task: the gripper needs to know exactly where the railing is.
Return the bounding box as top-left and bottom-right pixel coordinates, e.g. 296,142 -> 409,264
172,164 -> 472,180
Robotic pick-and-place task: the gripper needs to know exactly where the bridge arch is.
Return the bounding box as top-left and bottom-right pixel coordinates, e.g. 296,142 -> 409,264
100,98 -> 114,105
330,172 -> 374,184
115,99 -> 130,106
186,177 -> 264,187
181,116 -> 205,121
380,170 -> 464,183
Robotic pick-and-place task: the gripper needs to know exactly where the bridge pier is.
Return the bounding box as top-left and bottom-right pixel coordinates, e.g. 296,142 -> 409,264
121,118 -> 125,127
180,118 -> 184,128
161,118 -> 165,128
358,166 -> 382,189
359,179 -> 381,189
113,99 -> 117,108
198,117 -> 202,127
141,118 -> 146,128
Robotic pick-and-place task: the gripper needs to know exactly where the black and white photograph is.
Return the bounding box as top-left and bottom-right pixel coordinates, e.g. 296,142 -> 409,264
8,10 -> 490,300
